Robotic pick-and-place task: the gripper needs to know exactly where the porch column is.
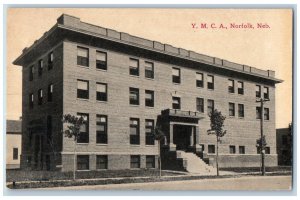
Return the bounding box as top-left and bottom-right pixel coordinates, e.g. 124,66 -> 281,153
194,125 -> 201,152
169,123 -> 176,151
189,126 -> 194,146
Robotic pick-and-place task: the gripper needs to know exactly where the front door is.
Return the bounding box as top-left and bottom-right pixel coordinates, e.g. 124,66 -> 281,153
173,125 -> 191,151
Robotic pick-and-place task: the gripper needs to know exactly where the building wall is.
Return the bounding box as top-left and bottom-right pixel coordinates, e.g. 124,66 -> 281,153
6,133 -> 22,169
60,40 -> 277,170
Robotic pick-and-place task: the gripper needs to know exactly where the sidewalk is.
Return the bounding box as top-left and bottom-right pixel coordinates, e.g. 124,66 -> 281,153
6,170 -> 291,189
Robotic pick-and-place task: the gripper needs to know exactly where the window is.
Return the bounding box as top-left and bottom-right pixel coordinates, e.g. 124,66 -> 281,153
77,113 -> 89,143
229,145 -> 236,154
238,104 -> 244,118
96,115 -> 107,144
48,52 -> 53,70
145,90 -> 154,107
13,148 -> 18,160
130,118 -> 140,145
228,79 -> 234,93
29,65 -> 34,81
47,115 -> 52,144
264,87 -> 269,99
208,145 -> 215,154
48,84 -> 53,102
256,85 -> 261,98
229,103 -> 235,116
129,87 -> 139,105
264,108 -> 269,120
207,75 -> 214,90
130,155 -> 140,168
96,83 -> 107,101
196,73 -> 203,88
38,89 -> 43,105
29,93 -> 34,109
196,98 -> 204,113
77,80 -> 89,99
207,99 -> 214,114
77,155 -> 89,170
172,96 -> 181,110
96,51 -> 107,70
145,119 -> 155,145
129,58 -> 139,76
96,155 -> 108,169
145,62 -> 154,79
239,146 -> 245,154
38,59 -> 43,76
77,47 -> 89,67
146,155 -> 155,168
238,81 -> 244,95
256,107 -> 261,119
265,147 -> 270,154
172,67 -> 180,84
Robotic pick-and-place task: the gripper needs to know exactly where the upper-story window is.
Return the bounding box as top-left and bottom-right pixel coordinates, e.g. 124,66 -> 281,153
256,85 -> 261,98
207,99 -> 214,114
130,118 -> 140,145
96,115 -> 107,144
145,119 -> 155,145
145,62 -> 154,79
238,81 -> 244,95
229,102 -> 235,116
48,52 -> 53,70
29,65 -> 34,81
196,98 -> 204,113
38,89 -> 43,105
264,87 -> 269,99
172,67 -> 181,84
256,107 -> 261,119
96,83 -> 107,101
145,90 -> 154,107
172,96 -> 181,110
77,113 -> 89,143
228,79 -> 234,93
129,58 -> 139,76
77,47 -> 89,67
29,93 -> 34,109
48,84 -> 53,102
207,75 -> 214,90
77,80 -> 89,99
238,104 -> 244,118
229,145 -> 236,154
196,73 -> 204,88
47,115 -> 52,144
38,59 -> 43,76
129,87 -> 139,105
264,108 -> 269,120
96,51 -> 107,70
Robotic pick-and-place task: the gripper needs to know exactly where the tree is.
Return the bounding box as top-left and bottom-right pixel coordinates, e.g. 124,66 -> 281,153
208,109 -> 226,176
62,114 -> 85,180
153,125 -> 166,178
256,135 -> 267,153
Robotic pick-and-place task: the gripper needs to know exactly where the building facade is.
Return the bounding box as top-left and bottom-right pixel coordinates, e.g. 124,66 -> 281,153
6,120 -> 22,169
276,128 -> 292,166
13,14 -> 282,172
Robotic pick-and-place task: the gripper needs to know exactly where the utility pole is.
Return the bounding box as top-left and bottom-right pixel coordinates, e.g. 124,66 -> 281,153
256,97 -> 270,176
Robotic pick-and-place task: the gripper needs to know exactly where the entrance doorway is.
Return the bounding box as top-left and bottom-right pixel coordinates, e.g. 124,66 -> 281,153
173,125 -> 192,151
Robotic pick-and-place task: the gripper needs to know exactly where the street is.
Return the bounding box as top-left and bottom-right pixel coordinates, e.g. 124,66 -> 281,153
36,175 -> 291,191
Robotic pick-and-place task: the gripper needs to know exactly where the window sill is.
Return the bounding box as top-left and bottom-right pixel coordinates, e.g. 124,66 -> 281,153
145,106 -> 154,109
145,145 -> 156,147
238,93 -> 244,96
96,68 -> 107,72
130,144 -> 141,147
238,117 -> 245,119
207,88 -> 214,91
228,92 -> 235,95
172,82 -> 181,85
77,65 -> 89,69
96,100 -> 108,104
129,75 -> 140,78
145,77 -> 154,81
77,98 -> 90,101
76,169 -> 90,172
196,86 -> 204,89
76,143 -> 89,145
228,115 -> 235,118
96,144 -> 108,146
96,169 -> 108,171
130,104 -> 140,107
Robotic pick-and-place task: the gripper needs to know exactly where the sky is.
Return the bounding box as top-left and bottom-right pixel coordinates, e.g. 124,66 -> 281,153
6,8 -> 292,128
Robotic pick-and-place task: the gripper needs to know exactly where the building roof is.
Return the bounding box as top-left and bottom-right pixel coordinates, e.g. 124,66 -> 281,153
6,120 -> 22,133
13,14 -> 283,84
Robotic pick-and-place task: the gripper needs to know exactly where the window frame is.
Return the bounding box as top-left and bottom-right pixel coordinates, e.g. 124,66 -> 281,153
237,81 -> 244,95
196,98 -> 204,113
130,118 -> 140,145
48,52 -> 54,70
207,99 -> 214,114
129,87 -> 140,105
96,155 -> 108,169
129,58 -> 139,76
29,93 -> 34,109
146,155 -> 155,168
208,145 -> 215,154
256,107 -> 262,119
145,90 -> 154,107
96,115 -> 108,144
172,96 -> 181,110
38,59 -> 43,76
229,102 -> 235,117
38,89 -> 43,105
256,85 -> 261,98
96,82 -> 108,102
229,145 -> 236,154
207,75 -> 214,90
48,84 -> 53,102
29,65 -> 34,81
228,79 -> 235,93
145,119 -> 155,145
77,155 -> 89,170
130,155 -> 141,168
239,146 -> 245,154
96,51 -> 107,70
77,46 -> 89,67
264,107 -> 270,120
145,61 -> 154,79
196,72 -> 204,88
264,87 -> 269,99
77,79 -> 89,99
172,67 -> 181,84
238,104 -> 244,118
77,113 -> 89,144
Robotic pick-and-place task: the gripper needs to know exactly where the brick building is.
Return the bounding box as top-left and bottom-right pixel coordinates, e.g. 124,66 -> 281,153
13,14 -> 282,172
